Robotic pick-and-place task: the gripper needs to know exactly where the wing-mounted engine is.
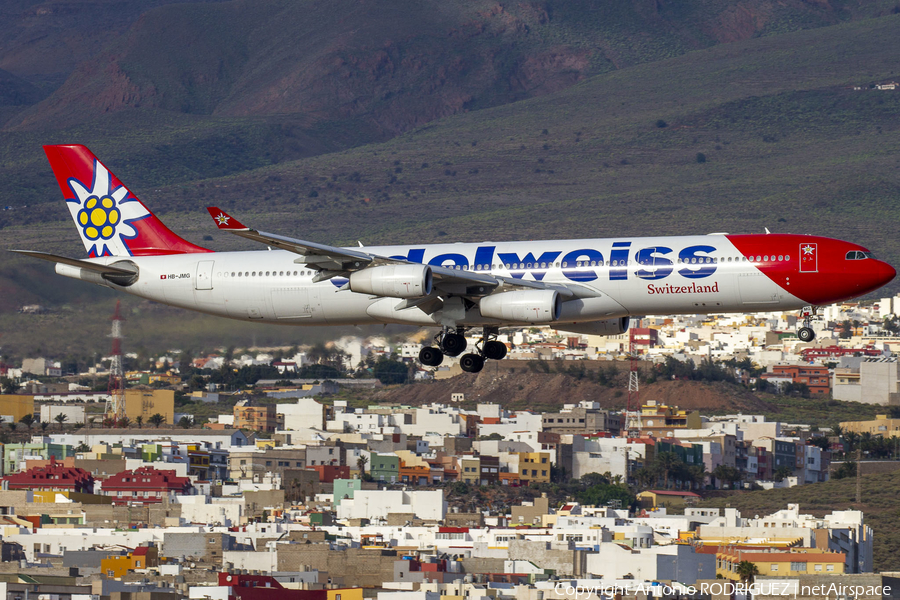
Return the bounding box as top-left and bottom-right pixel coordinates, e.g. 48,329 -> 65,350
349,264 -> 433,299
556,317 -> 630,336
479,290 -> 562,324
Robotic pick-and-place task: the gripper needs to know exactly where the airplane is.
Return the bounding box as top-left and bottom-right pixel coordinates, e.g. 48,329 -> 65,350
12,144 -> 897,373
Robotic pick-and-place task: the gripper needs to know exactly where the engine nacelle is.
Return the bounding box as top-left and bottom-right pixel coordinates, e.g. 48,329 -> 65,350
479,290 -> 562,324
349,264 -> 433,299
556,317 -> 630,336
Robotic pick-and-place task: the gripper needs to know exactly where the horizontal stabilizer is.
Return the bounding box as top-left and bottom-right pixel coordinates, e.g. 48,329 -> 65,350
10,250 -> 137,275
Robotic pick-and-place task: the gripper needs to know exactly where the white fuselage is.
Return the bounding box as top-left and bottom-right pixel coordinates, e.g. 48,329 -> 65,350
71,234 -> 804,328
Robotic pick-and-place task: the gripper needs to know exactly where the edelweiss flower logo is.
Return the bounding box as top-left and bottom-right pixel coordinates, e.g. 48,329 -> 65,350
65,160 -> 150,256
215,213 -> 230,226
77,196 -> 120,241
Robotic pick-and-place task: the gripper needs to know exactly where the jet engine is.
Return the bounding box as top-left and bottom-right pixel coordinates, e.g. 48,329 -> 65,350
349,264 -> 433,298
479,290 -> 562,323
555,317 -> 630,336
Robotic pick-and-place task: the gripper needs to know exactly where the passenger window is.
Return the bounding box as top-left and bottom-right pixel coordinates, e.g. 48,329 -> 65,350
778,255 -> 783,261
785,255 -> 790,261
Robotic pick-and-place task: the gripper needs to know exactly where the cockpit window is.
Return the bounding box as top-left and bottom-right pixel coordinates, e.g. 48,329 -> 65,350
846,251 -> 875,260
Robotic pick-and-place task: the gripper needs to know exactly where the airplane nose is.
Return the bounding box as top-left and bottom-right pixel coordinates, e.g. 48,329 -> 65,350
876,260 -> 897,287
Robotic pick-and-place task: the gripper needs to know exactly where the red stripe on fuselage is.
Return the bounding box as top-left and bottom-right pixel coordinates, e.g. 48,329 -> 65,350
726,234 -> 895,305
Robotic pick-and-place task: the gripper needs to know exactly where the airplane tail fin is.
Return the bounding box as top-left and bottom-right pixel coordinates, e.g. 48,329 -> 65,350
43,144 -> 211,257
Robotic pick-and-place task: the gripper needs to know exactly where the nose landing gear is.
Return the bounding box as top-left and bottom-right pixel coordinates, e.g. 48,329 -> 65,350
797,305 -> 818,342
418,327 -> 507,373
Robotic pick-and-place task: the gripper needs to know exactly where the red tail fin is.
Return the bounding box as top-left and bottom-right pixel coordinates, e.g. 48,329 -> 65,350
44,144 -> 211,257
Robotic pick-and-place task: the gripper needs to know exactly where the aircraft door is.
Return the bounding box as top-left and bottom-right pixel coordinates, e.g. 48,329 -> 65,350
738,272 -> 783,306
195,260 -> 214,290
272,287 -> 312,319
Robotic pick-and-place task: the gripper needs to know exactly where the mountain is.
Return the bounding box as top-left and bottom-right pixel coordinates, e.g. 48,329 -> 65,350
9,0 -> 896,133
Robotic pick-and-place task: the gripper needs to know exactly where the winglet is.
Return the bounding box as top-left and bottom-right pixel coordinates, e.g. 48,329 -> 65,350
206,207 -> 248,230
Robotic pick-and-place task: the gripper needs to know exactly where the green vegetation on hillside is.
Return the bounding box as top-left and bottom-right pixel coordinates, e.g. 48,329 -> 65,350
696,470 -> 900,572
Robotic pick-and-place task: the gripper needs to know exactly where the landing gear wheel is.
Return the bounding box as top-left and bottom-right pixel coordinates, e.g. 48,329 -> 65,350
460,353 -> 485,373
418,346 -> 444,367
441,333 -> 467,357
797,327 -> 816,342
483,340 -> 507,361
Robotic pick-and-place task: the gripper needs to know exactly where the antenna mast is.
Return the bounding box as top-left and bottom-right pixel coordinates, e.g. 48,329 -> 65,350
106,301 -> 126,423
625,319 -> 642,437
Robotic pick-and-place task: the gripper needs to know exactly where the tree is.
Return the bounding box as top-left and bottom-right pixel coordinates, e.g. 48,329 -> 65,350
686,465 -> 708,490
653,451 -> 682,489
357,454 -> 369,476
0,377 -> 20,394
372,357 -> 409,385
774,466 -> 793,482
632,467 -> 655,488
54,413 -> 68,430
712,464 -> 742,489
808,436 -> 830,451
18,414 -> 35,430
833,461 -> 856,479
149,413 -> 165,428
117,416 -> 130,428
134,415 -> 143,429
736,560 -> 759,584
178,415 -> 193,428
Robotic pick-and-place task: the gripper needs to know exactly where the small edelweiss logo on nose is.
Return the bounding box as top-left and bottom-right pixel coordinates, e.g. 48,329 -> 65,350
215,213 -> 230,226
77,195 -> 120,240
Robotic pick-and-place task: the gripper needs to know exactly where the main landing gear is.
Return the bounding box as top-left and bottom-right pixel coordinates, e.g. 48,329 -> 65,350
797,305 -> 817,342
418,327 -> 507,373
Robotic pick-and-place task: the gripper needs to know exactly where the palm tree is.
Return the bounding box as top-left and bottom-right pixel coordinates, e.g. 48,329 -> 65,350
632,467 -> 655,489
357,454 -> 369,476
54,413 -> 69,430
134,415 -> 143,429
736,560 -> 759,585
149,413 -> 165,428
687,464 -> 708,491
653,451 -> 682,489
18,414 -> 35,430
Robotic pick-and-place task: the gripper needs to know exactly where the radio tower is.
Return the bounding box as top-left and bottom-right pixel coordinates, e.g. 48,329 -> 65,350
105,301 -> 126,423
625,319 -> 642,437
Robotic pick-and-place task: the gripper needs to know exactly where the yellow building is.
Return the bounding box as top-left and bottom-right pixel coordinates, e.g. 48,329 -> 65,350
124,389 -> 174,424
840,415 -> 900,438
0,395 -> 35,422
327,590 -> 362,600
716,548 -> 846,580
100,546 -> 159,578
638,400 -> 701,437
32,490 -> 112,504
460,457 -> 480,485
517,452 -> 551,484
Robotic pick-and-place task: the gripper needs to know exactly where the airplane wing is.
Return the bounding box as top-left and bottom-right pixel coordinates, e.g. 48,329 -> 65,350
205,207 -> 595,301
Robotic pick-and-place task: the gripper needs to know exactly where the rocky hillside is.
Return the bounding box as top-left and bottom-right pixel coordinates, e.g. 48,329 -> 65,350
3,0 -> 897,133
369,360 -> 774,414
